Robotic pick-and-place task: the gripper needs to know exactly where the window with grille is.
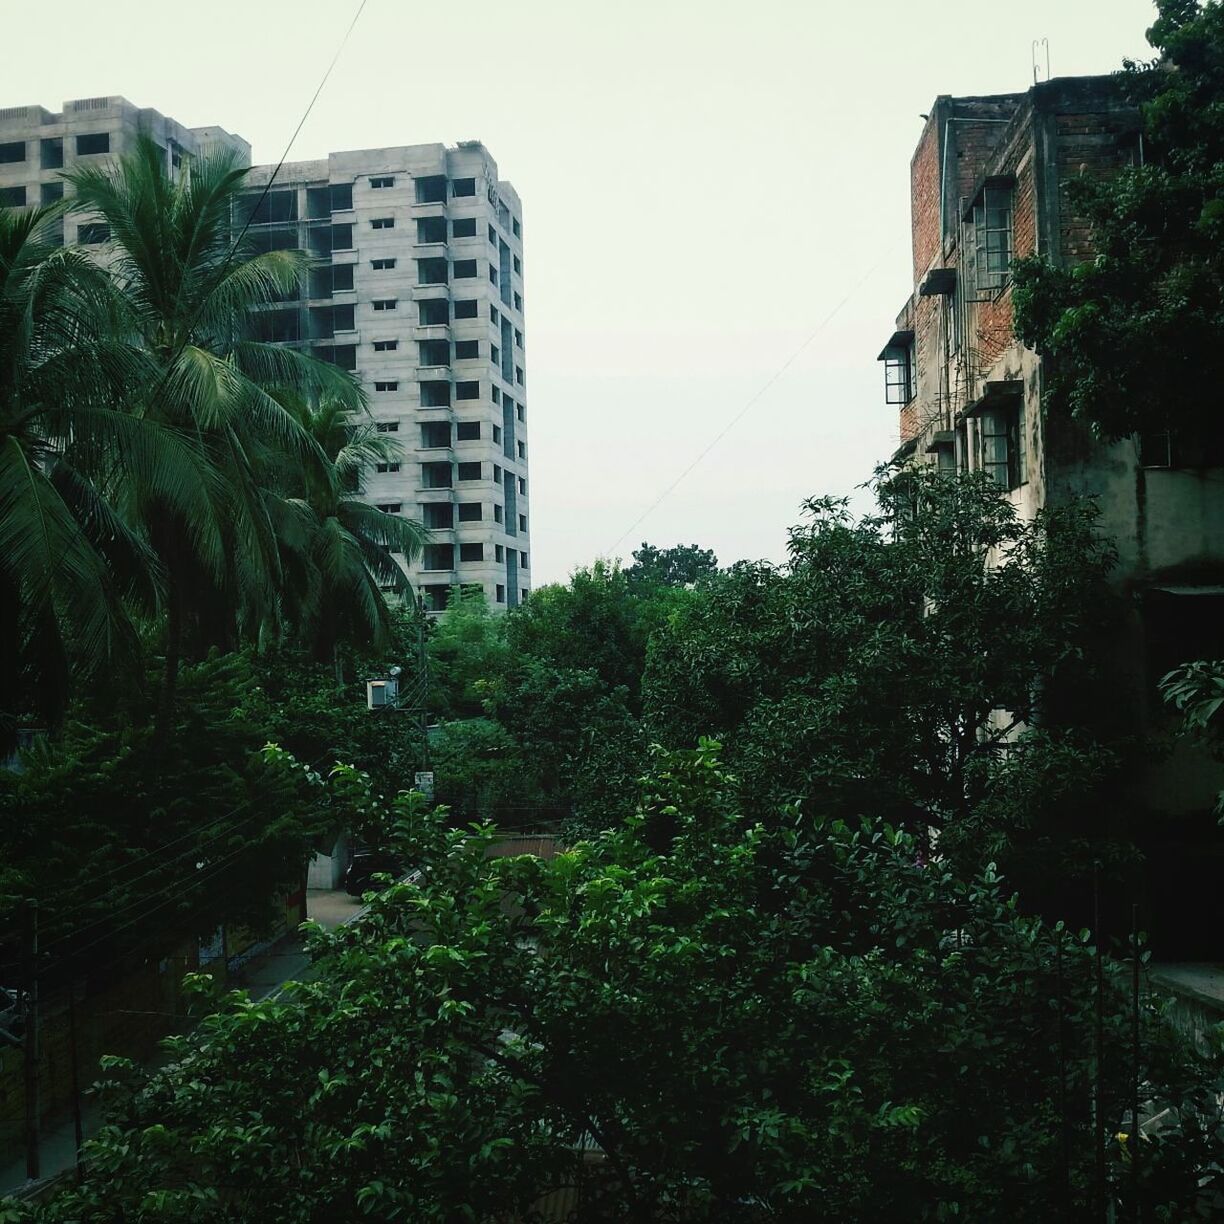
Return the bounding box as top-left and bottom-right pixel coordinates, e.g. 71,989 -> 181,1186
974,185 -> 1013,292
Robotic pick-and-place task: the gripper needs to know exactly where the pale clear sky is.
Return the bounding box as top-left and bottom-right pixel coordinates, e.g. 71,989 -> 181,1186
7,0 -> 1159,582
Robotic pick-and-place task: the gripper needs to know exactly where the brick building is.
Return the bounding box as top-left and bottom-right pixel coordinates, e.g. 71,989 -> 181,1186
880,75 -> 1224,952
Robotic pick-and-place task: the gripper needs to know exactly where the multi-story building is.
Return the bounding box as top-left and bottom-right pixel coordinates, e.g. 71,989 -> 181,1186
0,95 -> 249,244
880,75 -> 1224,952
243,142 -> 530,613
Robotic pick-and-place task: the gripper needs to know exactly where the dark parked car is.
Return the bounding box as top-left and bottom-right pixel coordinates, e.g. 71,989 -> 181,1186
343,849 -> 405,896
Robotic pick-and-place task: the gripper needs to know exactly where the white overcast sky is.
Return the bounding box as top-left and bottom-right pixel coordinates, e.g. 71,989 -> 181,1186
7,0 -> 1158,582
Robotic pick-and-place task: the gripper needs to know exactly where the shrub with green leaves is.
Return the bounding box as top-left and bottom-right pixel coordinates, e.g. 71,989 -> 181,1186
13,743 -> 1222,1222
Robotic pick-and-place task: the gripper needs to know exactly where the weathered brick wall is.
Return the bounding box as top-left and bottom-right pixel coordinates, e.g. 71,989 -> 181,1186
911,120 -> 941,284
1056,109 -> 1137,262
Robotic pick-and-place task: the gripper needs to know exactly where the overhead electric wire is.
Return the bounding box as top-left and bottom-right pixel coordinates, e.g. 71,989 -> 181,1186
606,255 -> 891,557
147,0 -> 371,397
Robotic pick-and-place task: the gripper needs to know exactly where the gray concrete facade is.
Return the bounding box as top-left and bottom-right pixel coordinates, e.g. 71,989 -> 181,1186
244,141 -> 531,613
0,96 -> 249,244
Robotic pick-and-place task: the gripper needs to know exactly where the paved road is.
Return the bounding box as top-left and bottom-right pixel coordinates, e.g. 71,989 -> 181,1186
0,888 -> 366,1198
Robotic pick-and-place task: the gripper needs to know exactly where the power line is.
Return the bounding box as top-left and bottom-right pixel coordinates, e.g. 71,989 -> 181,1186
606,256 -> 889,557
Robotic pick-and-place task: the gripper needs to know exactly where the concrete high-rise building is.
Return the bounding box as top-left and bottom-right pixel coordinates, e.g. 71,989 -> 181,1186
244,142 -> 530,613
0,95 -> 249,245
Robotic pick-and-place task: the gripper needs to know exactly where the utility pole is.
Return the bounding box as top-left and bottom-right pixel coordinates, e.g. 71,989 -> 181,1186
20,899 -> 39,1182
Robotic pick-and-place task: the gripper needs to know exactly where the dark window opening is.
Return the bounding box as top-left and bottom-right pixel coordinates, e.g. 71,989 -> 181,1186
460,542 -> 484,562
373,339 -> 398,352
0,186 -> 26,208
418,339 -> 450,366
417,216 -> 447,243
0,141 -> 25,164
371,257 -> 396,270
415,176 -> 447,204
424,584 -> 450,612
422,462 -> 453,489
452,217 -> 477,238
453,299 -> 478,320
424,503 -> 454,528
453,259 -> 478,279
451,177 -> 476,197
40,138 -> 63,169
458,461 -> 482,481
424,543 -> 455,570
420,381 -> 451,407
455,380 -> 480,400
418,298 -> 449,325
458,502 -> 482,521
75,132 -> 109,156
456,421 -> 480,441
455,340 -> 479,361
78,222 -> 109,244
418,258 -> 448,285
421,421 -> 452,448
370,176 -> 394,189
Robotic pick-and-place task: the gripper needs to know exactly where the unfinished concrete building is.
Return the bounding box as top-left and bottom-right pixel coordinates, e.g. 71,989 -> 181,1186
243,142 -> 530,613
879,75 -> 1224,952
0,95 -> 249,244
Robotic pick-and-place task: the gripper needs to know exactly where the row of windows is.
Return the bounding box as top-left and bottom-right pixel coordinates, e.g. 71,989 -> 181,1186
372,383 -> 526,422
0,132 -> 109,164
283,175 -> 522,244
377,173 -> 521,235
417,420 -> 527,456
418,584 -> 529,610
420,543 -> 530,570
416,462 -> 528,496
377,501 -> 526,534
415,259 -> 522,298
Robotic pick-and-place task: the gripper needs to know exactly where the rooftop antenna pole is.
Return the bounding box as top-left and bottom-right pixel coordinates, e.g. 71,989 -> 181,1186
1033,38 -> 1050,85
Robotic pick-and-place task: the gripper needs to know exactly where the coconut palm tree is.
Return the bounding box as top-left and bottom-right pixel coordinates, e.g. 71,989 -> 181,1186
270,397 -> 428,670
0,203 -> 217,742
67,136 -> 365,722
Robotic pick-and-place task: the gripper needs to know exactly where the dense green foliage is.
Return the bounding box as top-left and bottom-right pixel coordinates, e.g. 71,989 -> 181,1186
10,745 -> 1222,1222
425,475 -> 1122,901
0,136 -> 429,977
1012,0 -> 1224,445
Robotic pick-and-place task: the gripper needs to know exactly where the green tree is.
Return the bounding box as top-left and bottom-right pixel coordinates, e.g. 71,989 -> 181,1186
270,397 -> 427,669
0,204 -> 213,741
15,744 -> 1223,1222
643,470 -> 1119,885
66,137 -> 364,722
1012,0 -> 1224,445
624,541 -> 719,591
